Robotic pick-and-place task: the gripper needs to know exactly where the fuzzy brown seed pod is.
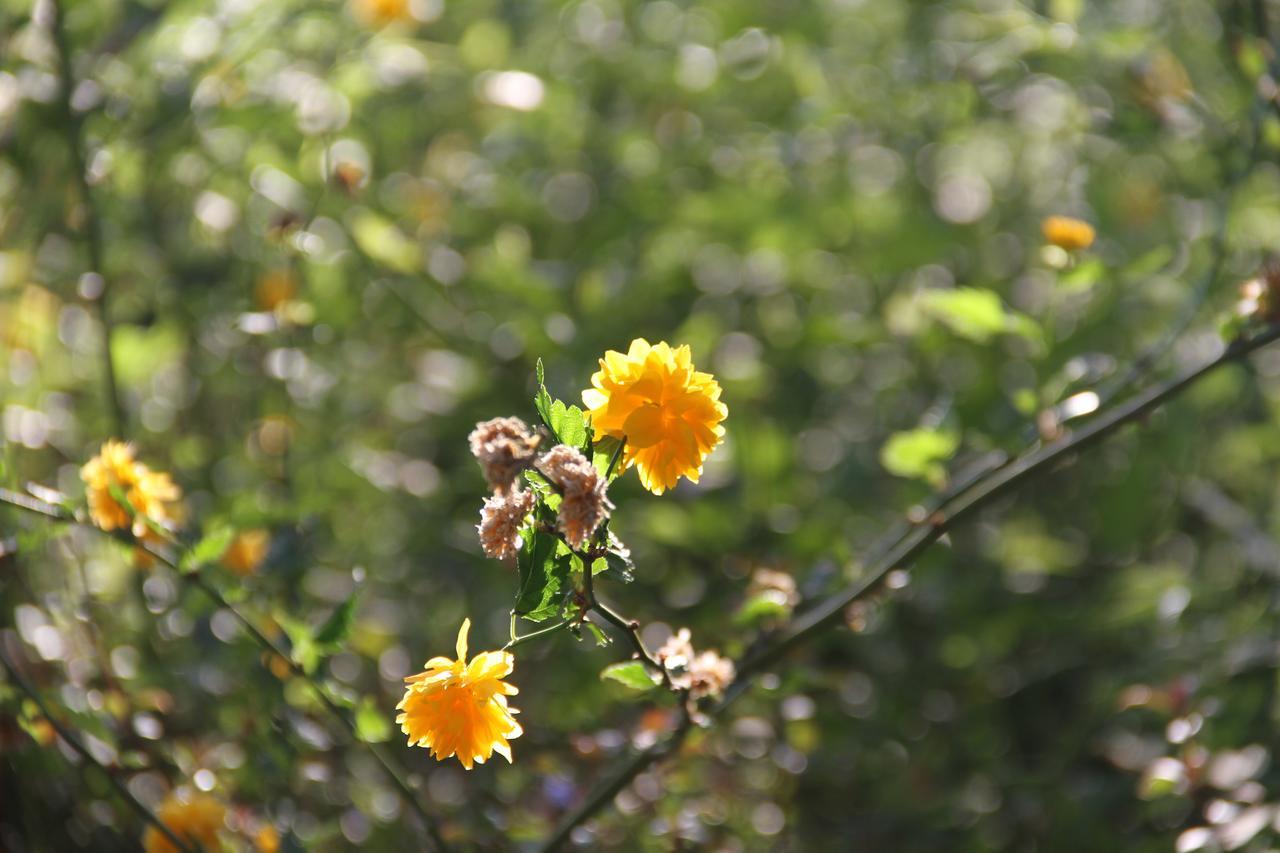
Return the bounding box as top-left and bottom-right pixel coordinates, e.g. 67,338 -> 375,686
535,444 -> 613,550
469,417 -> 540,493
477,488 -> 536,560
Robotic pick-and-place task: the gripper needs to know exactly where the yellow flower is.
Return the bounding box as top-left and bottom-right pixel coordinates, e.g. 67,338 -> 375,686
352,0 -> 410,26
397,619 -> 522,770
582,339 -> 728,495
143,792 -> 226,853
1041,216 -> 1095,251
223,529 -> 271,576
81,441 -> 182,542
255,824 -> 281,853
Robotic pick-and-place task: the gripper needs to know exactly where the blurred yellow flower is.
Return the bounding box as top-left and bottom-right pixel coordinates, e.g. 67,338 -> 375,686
143,792 -> 226,853
1041,216 -> 1095,251
254,270 -> 297,312
583,339 -> 728,495
352,0 -> 410,26
81,441 -> 182,542
397,618 -> 522,770
223,529 -> 271,576
255,824 -> 281,853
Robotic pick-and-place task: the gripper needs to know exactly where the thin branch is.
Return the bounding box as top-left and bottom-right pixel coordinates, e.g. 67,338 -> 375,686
0,498 -> 450,853
0,640 -> 195,853
536,710 -> 694,853
737,324 -> 1280,683
50,0 -> 125,437
504,619 -> 570,650
542,323 -> 1280,847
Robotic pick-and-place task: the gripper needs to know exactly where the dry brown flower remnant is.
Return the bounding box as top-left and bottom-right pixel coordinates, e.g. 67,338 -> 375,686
535,444 -> 613,550
656,628 -> 735,700
478,489 -> 536,560
469,417 -> 541,493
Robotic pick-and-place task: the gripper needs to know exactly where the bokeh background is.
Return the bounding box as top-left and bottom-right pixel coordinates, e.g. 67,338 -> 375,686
5,0 -> 1280,849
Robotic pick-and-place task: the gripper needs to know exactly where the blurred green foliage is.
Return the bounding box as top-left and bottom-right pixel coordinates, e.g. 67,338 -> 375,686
5,0 -> 1280,849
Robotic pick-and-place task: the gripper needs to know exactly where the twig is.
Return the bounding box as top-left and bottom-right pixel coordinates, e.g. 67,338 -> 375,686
0,640 -> 195,853
736,324 -> 1280,682
536,710 -> 694,853
541,324 -> 1280,848
0,497 -> 451,853
504,619 -> 570,650
50,0 -> 125,437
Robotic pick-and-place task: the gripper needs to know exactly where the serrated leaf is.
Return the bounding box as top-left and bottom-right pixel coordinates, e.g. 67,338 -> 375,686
514,530 -> 572,622
601,661 -> 659,691
180,526 -> 236,573
355,696 -> 392,743
880,427 -> 959,487
315,591 -> 360,647
592,548 -> 634,584
547,400 -> 588,449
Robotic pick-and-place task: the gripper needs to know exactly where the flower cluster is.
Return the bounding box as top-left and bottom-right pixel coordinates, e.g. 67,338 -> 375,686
81,440 -> 182,544
401,340 -> 732,769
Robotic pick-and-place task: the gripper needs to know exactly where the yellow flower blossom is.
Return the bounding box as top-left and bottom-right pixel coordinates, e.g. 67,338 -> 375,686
143,791 -> 226,853
1041,216 -> 1095,251
223,529 -> 271,576
81,441 -> 182,542
255,824 -> 281,853
397,619 -> 522,770
352,0 -> 410,27
582,339 -> 728,495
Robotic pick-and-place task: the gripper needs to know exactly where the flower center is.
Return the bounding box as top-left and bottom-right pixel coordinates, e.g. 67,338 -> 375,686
622,402 -> 676,449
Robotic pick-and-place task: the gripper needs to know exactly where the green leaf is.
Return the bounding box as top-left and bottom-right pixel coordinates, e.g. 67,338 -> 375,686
581,622 -> 612,647
592,547 -> 634,583
180,526 -> 236,573
350,209 -> 419,274
600,661 -> 659,691
918,287 -> 1041,347
591,435 -> 626,481
735,594 -> 792,626
315,591 -> 360,647
533,359 -> 553,429
880,427 -> 960,487
1057,257 -> 1105,291
276,613 -> 319,674
355,696 -> 392,743
548,400 -> 588,449
514,530 -> 572,622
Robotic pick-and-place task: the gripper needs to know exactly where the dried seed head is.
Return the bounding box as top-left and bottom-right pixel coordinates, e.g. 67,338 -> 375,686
687,650 -> 735,700
477,489 -> 535,561
656,628 -> 734,699
469,417 -> 540,493
536,444 -> 613,549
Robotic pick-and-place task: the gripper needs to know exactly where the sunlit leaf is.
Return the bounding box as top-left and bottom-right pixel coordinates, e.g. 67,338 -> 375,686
600,661 -> 659,691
